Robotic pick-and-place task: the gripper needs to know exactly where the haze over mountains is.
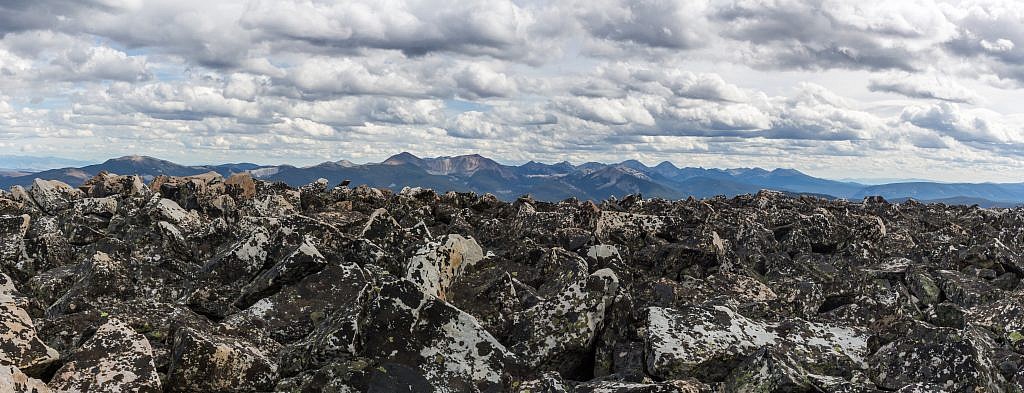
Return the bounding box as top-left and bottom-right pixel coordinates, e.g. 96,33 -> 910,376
1,153 -> 1022,207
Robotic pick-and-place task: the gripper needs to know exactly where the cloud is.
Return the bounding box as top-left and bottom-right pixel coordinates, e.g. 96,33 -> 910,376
577,0 -> 713,50
452,63 -> 518,99
714,0 -> 957,71
239,0 -> 545,61
575,63 -> 751,102
868,72 -> 981,103
0,0 -> 1023,180
900,102 -> 1024,144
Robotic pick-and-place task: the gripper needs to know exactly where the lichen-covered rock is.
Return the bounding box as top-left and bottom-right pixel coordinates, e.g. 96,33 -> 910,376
167,327 -> 278,392
514,371 -> 570,393
80,172 -> 148,198
47,251 -> 132,316
49,318 -> 161,392
153,198 -> 201,233
360,279 -> 522,392
405,234 -> 484,300
645,305 -> 868,382
185,226 -> 272,318
0,295 -> 58,375
509,268 -> 619,375
0,214 -> 31,278
0,364 -> 51,393
234,235 -> 328,308
28,179 -> 83,214
575,379 -> 712,393
869,321 -> 1007,392
595,211 -> 670,245
226,259 -> 370,345
722,348 -> 813,393
3,173 -> 1024,391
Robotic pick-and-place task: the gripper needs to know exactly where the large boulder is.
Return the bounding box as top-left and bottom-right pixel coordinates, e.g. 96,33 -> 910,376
233,235 -> 328,309
645,305 -> 868,382
509,268 -> 619,376
0,289 -> 59,374
49,318 -> 161,392
360,279 -> 523,392
869,321 -> 1008,392
28,179 -> 83,214
225,259 -> 370,346
166,327 -> 279,392
405,234 -> 485,300
0,364 -> 51,393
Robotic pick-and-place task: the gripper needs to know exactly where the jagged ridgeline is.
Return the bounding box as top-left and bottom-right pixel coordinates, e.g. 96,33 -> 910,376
1,171 -> 1024,392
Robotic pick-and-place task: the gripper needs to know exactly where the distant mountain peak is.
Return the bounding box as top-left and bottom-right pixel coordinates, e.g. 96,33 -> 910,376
4,152 -> 1021,208
383,152 -> 423,166
110,155 -> 159,163
771,168 -> 804,176
655,161 -> 678,170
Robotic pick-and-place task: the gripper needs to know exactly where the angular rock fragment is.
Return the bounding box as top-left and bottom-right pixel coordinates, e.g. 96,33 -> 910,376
49,318 -> 161,392
234,235 -> 328,308
0,283 -> 59,374
509,268 -> 619,375
645,305 -> 867,382
226,259 -> 369,345
0,364 -> 51,393
167,327 -> 279,392
0,214 -> 31,278
28,179 -> 82,214
405,234 -> 484,300
869,321 -> 1007,391
360,279 -> 522,392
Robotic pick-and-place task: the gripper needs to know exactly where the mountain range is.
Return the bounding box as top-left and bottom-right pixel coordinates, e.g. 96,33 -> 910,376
1,153 -> 1022,207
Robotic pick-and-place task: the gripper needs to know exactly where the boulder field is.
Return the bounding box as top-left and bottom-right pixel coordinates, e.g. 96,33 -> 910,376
1,171 -> 1024,392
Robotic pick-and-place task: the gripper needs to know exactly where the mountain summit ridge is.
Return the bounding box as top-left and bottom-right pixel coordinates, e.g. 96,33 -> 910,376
1,153 -> 1022,207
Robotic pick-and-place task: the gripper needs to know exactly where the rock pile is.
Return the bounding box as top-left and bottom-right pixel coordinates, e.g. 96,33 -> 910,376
2,172 -> 1024,392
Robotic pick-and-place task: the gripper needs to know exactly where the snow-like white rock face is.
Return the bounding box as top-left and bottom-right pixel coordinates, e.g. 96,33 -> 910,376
406,234 -> 484,300
234,227 -> 271,268
645,305 -> 869,380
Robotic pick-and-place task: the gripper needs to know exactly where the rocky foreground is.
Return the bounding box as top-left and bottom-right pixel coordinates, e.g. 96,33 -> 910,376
1,172 -> 1024,392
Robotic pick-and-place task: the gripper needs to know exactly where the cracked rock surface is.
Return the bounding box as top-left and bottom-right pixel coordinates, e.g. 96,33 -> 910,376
2,172 -> 1024,392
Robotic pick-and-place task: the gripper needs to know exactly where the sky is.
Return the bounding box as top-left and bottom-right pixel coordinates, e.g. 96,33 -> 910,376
2,0 -> 1024,182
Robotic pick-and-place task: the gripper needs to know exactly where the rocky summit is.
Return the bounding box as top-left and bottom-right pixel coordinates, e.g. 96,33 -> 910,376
1,171 -> 1024,392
